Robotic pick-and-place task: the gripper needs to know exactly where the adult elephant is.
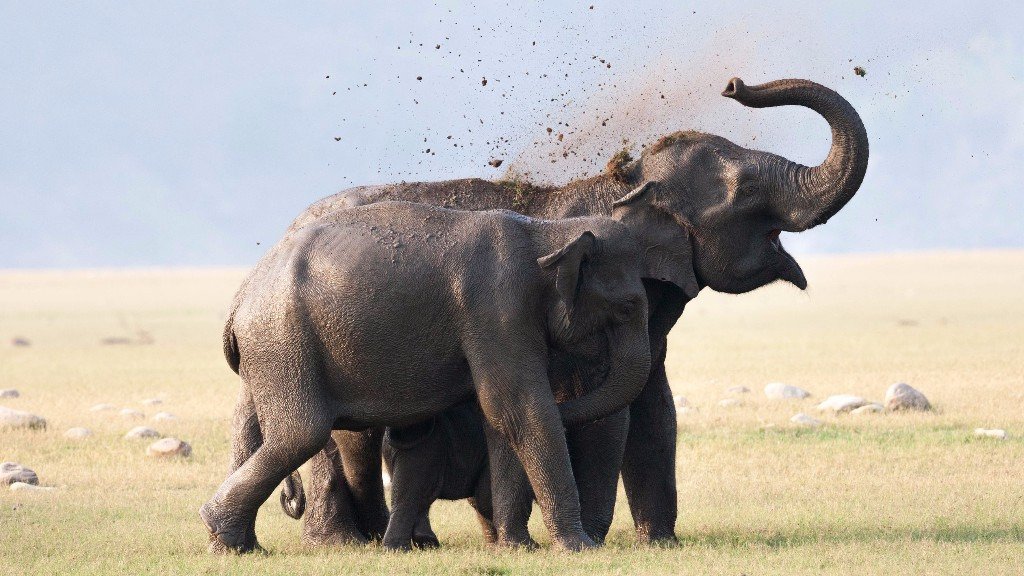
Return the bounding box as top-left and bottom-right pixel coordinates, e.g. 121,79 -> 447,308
281,77 -> 869,545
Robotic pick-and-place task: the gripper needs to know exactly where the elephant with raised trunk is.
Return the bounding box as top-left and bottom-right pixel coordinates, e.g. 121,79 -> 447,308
203,197 -> 675,552
282,77 -> 869,545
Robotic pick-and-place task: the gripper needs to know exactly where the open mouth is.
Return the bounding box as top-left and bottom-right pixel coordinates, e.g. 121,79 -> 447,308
768,229 -> 807,289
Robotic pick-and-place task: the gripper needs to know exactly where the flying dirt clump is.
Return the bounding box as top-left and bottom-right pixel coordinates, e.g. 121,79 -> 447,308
854,66 -> 866,77
604,147 -> 634,182
488,158 -> 503,168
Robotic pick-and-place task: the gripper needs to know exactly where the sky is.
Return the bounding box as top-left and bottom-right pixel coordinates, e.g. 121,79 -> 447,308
1,1 -> 1021,268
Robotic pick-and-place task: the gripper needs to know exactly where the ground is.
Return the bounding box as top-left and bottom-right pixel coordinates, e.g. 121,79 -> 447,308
1,251 -> 1022,575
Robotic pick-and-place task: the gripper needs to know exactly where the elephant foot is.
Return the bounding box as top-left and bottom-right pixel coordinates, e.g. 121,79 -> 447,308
552,531 -> 597,552
492,534 -> 539,551
199,503 -> 262,554
411,533 -> 441,550
301,526 -> 370,548
635,524 -> 679,547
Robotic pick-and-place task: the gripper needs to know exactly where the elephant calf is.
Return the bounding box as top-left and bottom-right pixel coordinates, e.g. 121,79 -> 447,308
202,198 -> 660,553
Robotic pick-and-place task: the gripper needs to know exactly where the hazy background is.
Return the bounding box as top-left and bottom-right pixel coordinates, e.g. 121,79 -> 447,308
1,1 -> 1020,268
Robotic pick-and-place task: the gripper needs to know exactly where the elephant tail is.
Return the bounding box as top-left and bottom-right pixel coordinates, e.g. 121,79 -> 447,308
222,310 -> 241,374
280,471 -> 306,519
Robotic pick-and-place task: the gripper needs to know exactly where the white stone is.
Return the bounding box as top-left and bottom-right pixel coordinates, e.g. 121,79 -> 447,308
10,482 -> 54,492
146,437 -> 192,457
677,406 -> 699,417
0,406 -> 46,430
125,426 -> 161,439
672,394 -> 689,409
764,383 -> 811,400
120,408 -> 145,419
817,395 -> 870,413
727,386 -> 750,394
1,462 -> 39,486
0,389 -> 19,398
141,398 -> 163,406
382,469 -> 392,489
790,413 -> 822,427
884,383 -> 932,411
152,412 -> 176,422
718,398 -> 741,408
64,427 -> 93,439
974,428 -> 1008,440
851,403 -> 884,415
90,403 -> 116,412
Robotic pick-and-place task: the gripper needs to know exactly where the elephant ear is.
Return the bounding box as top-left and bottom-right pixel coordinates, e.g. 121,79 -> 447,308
537,231 -> 598,316
612,181 -> 701,298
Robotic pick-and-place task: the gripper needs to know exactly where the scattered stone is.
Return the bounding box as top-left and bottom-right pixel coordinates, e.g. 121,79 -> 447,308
764,383 -> 811,400
64,427 -> 93,439
152,412 -> 176,422
974,428 -> 1008,440
10,482 -> 54,493
382,469 -> 392,489
488,158 -> 504,168
0,406 -> 47,430
816,395 -> 870,413
11,337 -> 31,347
90,403 -> 116,412
0,389 -> 19,398
140,398 -> 163,406
125,426 -> 161,440
851,403 -> 884,415
146,437 -> 192,458
884,383 -> 932,411
726,386 -> 750,394
790,413 -> 822,427
672,395 -> 690,410
676,406 -> 699,417
718,398 -> 741,408
1,462 -> 39,486
120,408 -> 145,419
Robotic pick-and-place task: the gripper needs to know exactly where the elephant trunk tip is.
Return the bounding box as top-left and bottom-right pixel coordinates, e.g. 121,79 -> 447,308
721,77 -> 746,98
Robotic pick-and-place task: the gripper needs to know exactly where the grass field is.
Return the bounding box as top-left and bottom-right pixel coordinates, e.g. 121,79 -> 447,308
2,251 -> 1022,575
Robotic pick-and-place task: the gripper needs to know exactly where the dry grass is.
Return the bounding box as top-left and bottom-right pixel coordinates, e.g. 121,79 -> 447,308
2,251 -> 1023,575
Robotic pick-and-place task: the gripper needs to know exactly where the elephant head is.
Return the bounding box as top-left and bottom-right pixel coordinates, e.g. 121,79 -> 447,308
538,225 -> 652,426
625,78 -> 869,294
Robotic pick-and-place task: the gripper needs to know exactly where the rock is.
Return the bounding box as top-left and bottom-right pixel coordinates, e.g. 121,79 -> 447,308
151,412 -> 176,422
11,337 -> 31,347
10,482 -> 54,493
677,406 -> 699,417
141,398 -> 163,406
382,469 -> 392,489
884,383 -> 931,411
90,403 -> 116,412
672,394 -> 689,410
120,408 -> 144,419
0,389 -> 19,398
718,398 -> 741,408
64,427 -> 93,439
851,403 -> 884,415
764,383 -> 811,400
125,426 -> 161,440
146,438 -> 192,457
974,428 -> 1008,440
817,395 -> 870,413
1,462 -> 39,486
727,386 -> 750,394
790,413 -> 822,427
0,406 -> 47,430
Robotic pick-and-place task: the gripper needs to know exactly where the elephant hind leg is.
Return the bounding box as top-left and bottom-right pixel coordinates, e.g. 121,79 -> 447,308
201,375 -> 335,554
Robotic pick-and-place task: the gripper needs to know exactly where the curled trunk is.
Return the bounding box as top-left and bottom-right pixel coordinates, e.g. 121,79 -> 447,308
558,325 -> 651,427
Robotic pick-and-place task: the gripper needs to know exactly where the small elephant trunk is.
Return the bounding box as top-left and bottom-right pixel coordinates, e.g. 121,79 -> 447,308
557,328 -> 651,427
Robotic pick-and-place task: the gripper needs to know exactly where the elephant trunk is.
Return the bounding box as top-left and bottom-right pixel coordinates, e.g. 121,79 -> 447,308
722,77 -> 869,231
558,324 -> 651,427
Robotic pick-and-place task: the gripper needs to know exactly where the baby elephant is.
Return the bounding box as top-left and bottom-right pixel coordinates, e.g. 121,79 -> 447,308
381,401 -> 493,550
203,191 -> 670,553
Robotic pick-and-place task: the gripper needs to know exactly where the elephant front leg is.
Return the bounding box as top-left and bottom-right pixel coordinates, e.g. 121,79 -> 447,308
566,407 -> 629,544
474,361 -> 594,551
337,428 -> 390,540
482,420 -> 537,549
620,359 -> 678,544
300,436 -> 369,546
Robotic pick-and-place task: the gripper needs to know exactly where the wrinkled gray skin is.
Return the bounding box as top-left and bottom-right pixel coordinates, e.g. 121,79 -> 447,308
281,77 -> 869,546
202,199 -> 671,553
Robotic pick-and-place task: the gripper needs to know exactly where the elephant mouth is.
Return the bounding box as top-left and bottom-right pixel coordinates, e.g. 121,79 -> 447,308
769,230 -> 808,290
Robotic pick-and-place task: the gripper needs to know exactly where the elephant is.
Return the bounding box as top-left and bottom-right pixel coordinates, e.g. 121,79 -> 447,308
281,77 -> 869,546
202,194 -> 687,553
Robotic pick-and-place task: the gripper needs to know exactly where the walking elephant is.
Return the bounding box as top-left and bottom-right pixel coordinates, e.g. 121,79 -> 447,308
282,77 -> 869,545
203,196 -> 689,552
